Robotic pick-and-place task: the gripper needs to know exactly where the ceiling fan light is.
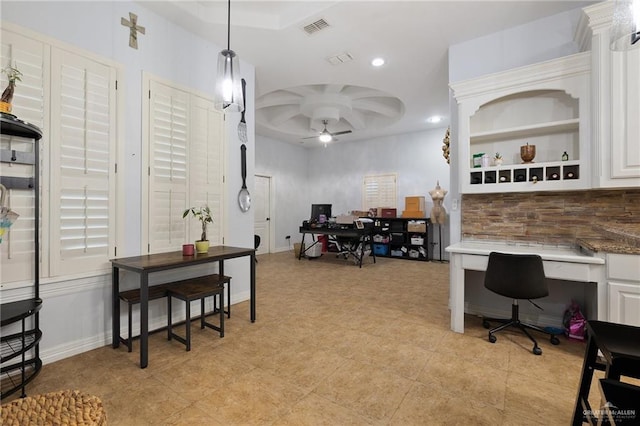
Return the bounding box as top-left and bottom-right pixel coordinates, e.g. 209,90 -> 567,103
319,133 -> 332,143
611,0 -> 640,51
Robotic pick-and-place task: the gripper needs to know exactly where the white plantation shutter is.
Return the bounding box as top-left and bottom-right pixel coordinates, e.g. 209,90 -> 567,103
49,48 -> 116,275
0,30 -> 46,283
188,96 -> 223,245
363,173 -> 397,210
144,77 -> 224,253
148,81 -> 189,253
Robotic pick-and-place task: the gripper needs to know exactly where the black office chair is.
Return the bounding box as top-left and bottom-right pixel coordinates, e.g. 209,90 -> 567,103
482,251 -> 560,355
254,235 -> 261,263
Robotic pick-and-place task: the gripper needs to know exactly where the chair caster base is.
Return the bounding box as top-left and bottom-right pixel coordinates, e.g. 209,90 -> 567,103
532,346 -> 542,355
488,333 -> 497,343
550,336 -> 560,345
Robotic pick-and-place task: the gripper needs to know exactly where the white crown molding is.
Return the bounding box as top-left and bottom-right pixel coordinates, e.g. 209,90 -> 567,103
449,52 -> 591,102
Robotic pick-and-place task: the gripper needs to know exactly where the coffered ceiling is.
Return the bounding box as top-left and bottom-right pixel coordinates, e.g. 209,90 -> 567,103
141,0 -> 596,146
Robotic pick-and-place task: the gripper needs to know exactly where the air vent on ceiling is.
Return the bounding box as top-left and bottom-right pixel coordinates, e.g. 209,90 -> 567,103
327,52 -> 353,66
303,18 -> 330,35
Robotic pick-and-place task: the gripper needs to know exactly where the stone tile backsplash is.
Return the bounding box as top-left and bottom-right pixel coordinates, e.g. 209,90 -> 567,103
462,189 -> 640,245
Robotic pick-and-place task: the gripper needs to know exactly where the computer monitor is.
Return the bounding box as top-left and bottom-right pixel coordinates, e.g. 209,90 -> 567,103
310,204 -> 332,221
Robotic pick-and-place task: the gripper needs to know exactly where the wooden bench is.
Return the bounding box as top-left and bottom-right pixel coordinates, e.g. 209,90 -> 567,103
118,283 -> 172,352
166,274 -> 231,351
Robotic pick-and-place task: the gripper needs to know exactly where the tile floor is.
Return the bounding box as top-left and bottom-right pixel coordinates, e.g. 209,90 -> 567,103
3,251 -> 611,425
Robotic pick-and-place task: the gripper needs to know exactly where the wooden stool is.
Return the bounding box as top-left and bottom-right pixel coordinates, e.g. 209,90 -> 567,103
118,283 -> 171,352
572,320 -> 640,425
1,389 -> 106,425
214,278 -> 232,319
166,274 -> 229,351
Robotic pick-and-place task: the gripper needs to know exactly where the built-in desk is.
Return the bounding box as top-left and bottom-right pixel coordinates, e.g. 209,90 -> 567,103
445,241 -> 606,333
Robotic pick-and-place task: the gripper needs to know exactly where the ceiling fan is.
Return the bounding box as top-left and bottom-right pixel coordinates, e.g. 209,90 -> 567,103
302,120 -> 352,143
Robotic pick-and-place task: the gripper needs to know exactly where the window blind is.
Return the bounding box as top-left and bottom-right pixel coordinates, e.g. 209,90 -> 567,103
363,173 -> 397,210
49,48 -> 116,275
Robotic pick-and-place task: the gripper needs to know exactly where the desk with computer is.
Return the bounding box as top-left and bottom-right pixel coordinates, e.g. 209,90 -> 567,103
298,204 -> 376,268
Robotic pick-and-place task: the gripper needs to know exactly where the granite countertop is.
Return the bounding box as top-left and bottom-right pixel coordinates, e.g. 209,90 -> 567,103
576,223 -> 640,255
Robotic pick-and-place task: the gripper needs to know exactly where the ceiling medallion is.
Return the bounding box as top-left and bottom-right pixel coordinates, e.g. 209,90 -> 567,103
255,83 -> 404,139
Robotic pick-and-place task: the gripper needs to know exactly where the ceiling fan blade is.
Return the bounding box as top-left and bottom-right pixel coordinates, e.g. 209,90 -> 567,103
301,135 -> 320,140
331,130 -> 352,136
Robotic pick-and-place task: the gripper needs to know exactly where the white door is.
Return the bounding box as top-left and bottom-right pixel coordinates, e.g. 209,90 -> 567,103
254,175 -> 271,255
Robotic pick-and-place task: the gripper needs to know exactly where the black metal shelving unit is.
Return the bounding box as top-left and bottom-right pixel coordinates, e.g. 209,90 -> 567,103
1,112 -> 43,399
371,217 -> 434,261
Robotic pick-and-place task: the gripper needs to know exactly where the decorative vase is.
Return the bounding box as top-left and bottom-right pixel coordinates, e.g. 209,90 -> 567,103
1,81 -> 15,113
195,240 -> 209,254
520,144 -> 536,163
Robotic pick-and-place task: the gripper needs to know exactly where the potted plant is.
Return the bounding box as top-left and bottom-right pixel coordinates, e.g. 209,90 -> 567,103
183,205 -> 213,254
1,65 -> 23,114
494,152 -> 503,166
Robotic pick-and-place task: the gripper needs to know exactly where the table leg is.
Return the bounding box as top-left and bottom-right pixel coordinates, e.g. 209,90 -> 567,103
298,234 -> 306,260
251,251 -> 256,322
572,333 -> 599,425
449,254 -> 465,333
140,272 -> 149,368
112,266 -> 120,349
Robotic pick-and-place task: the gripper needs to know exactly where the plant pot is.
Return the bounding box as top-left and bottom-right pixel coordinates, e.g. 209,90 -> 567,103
195,240 -> 209,254
0,101 -> 12,113
494,158 -> 503,166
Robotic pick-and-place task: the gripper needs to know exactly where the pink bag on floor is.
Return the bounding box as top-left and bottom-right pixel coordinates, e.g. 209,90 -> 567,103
563,301 -> 586,341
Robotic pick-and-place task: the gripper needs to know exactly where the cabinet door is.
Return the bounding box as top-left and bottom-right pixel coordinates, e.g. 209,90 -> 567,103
608,282 -> 640,327
610,48 -> 640,180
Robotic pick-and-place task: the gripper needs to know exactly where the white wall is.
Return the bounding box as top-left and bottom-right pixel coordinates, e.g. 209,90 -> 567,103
257,128 -> 452,255
255,135 -> 309,252
1,1 -> 256,363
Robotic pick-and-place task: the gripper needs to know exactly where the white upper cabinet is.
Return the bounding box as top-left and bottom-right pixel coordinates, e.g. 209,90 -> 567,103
450,53 -> 591,194
579,2 -> 640,188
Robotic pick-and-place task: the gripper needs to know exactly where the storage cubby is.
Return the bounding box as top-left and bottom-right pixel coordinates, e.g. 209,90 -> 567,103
371,217 -> 433,261
451,53 -> 591,194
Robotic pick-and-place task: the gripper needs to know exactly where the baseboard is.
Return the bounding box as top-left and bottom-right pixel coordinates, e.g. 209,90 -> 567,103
40,292 -> 251,365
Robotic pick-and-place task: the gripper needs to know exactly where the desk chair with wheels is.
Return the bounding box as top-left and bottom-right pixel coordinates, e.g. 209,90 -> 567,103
482,251 -> 560,355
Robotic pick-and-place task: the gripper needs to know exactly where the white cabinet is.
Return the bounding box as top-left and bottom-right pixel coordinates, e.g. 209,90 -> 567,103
450,53 -> 591,194
607,253 -> 640,326
580,2 -> 640,188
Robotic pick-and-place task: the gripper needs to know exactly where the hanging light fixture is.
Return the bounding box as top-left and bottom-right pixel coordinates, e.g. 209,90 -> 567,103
215,0 -> 244,111
611,0 -> 640,51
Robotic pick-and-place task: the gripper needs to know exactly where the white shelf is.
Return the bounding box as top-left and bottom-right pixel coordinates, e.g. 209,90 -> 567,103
470,119 -> 579,143
450,52 -> 591,194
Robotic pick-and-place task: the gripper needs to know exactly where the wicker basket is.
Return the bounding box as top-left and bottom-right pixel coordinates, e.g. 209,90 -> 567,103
1,390 -> 107,425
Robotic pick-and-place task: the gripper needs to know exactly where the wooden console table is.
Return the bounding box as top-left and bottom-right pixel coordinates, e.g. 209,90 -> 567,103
111,246 -> 255,368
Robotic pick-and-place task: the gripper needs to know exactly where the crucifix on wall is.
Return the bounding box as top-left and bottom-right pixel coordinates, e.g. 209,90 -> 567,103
121,12 -> 145,49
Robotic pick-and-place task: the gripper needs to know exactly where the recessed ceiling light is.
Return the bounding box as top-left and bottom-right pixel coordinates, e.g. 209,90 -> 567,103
426,116 -> 442,123
371,57 -> 385,67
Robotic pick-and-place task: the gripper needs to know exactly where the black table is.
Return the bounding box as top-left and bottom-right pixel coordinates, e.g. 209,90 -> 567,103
298,226 -> 376,268
111,246 -> 255,368
572,320 -> 640,425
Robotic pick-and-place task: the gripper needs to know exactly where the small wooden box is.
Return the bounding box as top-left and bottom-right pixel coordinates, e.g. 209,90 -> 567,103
377,208 -> 397,218
405,196 -> 425,212
402,210 -> 426,218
